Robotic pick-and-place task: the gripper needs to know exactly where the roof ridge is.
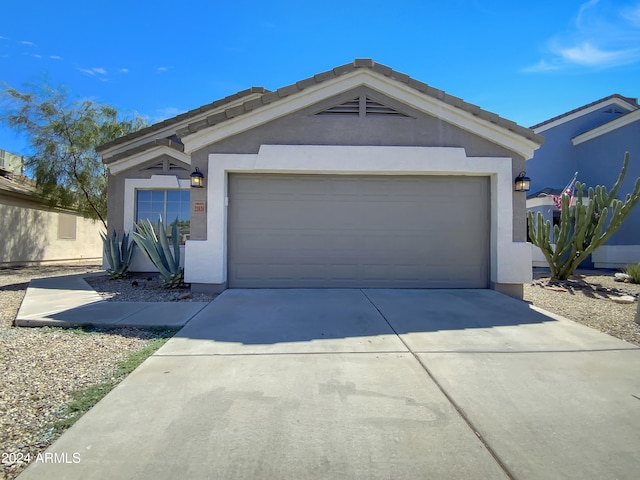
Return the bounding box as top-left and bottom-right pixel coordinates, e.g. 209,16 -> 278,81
530,94 -> 639,130
175,59 -> 540,144
102,59 -> 542,158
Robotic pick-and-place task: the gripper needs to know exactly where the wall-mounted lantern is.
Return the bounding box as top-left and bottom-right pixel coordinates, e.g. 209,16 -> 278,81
190,167 -> 204,188
514,171 -> 531,192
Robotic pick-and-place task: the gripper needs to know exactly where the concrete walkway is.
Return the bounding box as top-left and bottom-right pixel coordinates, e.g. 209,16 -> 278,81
17,289 -> 640,479
15,274 -> 209,328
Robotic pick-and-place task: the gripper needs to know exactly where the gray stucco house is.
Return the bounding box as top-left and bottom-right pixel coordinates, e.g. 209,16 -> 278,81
98,59 -> 543,299
526,94 -> 640,268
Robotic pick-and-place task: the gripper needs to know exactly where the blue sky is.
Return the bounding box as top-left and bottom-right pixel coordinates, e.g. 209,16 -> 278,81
2,0 -> 640,156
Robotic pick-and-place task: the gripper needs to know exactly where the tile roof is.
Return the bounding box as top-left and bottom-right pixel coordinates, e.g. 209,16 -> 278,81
530,94 -> 639,130
0,170 -> 40,198
97,87 -> 269,153
100,59 -> 543,159
175,59 -> 542,144
106,138 -> 185,164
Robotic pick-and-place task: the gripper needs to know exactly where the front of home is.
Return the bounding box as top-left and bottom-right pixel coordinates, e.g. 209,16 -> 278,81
98,59 -> 542,299
526,94 -> 640,268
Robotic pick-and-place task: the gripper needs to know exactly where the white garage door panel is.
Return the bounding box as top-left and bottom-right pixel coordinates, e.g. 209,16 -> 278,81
228,174 -> 489,288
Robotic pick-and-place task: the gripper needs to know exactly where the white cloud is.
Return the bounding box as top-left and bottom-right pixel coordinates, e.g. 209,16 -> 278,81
576,0 -> 601,26
119,68 -> 129,73
557,42 -> 639,66
622,4 -> 640,25
525,0 -> 640,72
522,59 -> 563,73
156,66 -> 171,73
50,55 -> 63,60
78,67 -> 108,77
19,40 -> 35,46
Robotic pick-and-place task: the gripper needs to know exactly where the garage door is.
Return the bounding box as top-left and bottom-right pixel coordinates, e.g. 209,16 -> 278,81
228,174 -> 489,288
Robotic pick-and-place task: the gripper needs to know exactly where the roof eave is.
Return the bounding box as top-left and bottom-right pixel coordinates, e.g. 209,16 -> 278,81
572,109 -> 640,146
98,88 -> 268,159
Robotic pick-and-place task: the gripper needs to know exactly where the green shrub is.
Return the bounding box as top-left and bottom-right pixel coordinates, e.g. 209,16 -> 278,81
625,263 -> 640,284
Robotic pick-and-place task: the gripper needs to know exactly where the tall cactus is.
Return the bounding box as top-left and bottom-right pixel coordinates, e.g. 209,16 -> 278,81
527,152 -> 640,280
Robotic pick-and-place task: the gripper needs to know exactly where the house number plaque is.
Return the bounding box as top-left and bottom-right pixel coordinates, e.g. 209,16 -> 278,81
193,201 -> 206,214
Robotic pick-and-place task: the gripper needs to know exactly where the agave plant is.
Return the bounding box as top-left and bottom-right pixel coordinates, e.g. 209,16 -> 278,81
131,217 -> 184,288
101,230 -> 136,279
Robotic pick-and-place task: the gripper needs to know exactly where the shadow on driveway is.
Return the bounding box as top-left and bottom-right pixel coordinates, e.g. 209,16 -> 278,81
157,289 -> 588,356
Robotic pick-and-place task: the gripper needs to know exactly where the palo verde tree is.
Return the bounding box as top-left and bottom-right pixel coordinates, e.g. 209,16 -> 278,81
1,82 -> 146,230
527,152 -> 640,280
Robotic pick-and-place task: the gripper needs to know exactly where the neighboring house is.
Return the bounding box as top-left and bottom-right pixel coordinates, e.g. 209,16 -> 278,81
526,95 -> 640,268
0,148 -> 102,266
98,59 -> 543,299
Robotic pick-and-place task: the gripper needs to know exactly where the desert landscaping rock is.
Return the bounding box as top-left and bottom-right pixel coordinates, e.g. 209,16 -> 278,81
610,295 -> 637,304
614,272 -> 632,282
525,269 -> 640,347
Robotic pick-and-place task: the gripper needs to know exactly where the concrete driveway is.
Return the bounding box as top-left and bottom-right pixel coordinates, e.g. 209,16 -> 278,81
18,289 -> 640,480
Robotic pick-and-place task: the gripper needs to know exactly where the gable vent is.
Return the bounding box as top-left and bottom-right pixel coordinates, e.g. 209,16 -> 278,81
315,96 -> 410,117
316,98 -> 360,115
142,161 -> 165,171
168,162 -> 188,172
365,97 -> 409,116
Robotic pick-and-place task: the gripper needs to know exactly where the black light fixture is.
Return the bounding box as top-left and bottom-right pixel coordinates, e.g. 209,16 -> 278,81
190,167 -> 204,188
514,171 -> 531,192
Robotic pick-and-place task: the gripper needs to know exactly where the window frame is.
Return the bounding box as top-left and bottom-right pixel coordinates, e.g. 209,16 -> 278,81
124,176 -> 191,235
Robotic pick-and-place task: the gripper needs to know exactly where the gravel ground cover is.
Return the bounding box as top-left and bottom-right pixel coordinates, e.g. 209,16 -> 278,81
523,269 -> 640,346
85,274 -> 216,303
1,264 -> 638,479
0,263 -> 189,480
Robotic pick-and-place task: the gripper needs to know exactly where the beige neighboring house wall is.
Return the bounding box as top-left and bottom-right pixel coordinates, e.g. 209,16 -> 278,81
0,164 -> 102,266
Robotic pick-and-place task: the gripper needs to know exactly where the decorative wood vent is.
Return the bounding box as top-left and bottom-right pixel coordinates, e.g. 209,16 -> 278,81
315,96 -> 410,117
141,160 -> 188,172
168,162 -> 188,172
142,161 -> 165,171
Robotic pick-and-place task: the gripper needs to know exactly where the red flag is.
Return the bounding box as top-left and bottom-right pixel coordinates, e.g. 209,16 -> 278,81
552,172 -> 578,210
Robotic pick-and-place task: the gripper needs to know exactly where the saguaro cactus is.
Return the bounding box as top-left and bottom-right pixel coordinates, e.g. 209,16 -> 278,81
527,152 -> 640,280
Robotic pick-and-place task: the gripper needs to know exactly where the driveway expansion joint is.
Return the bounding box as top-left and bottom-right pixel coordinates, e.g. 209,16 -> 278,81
412,347 -> 640,354
359,288 -> 517,480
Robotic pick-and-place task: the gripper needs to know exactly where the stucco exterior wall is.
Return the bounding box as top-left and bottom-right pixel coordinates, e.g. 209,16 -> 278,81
106,155 -> 192,234
187,87 -> 527,243
574,121 -> 640,247
0,197 -> 102,266
528,105 -> 629,194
